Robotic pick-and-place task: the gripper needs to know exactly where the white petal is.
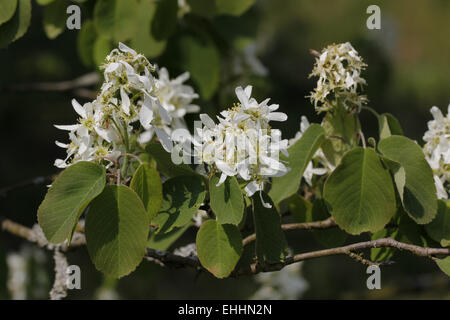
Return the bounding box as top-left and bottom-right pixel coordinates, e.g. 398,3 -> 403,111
174,71 -> 190,84
235,86 -> 249,107
138,130 -> 154,144
200,114 -> 216,129
244,181 -> 259,197
71,99 -> 87,118
105,62 -> 120,73
430,106 -> 443,121
55,141 -> 68,148
216,173 -> 228,186
216,160 -> 235,176
434,175 -> 448,200
54,159 -> 68,168
186,104 -> 201,113
95,127 -> 112,143
120,87 -> 130,115
267,112 -> 288,122
139,103 -> 154,130
118,42 -> 137,56
300,116 -> 310,133
156,127 -> 173,152
157,100 -> 172,123
54,124 -> 80,131
268,103 -> 279,111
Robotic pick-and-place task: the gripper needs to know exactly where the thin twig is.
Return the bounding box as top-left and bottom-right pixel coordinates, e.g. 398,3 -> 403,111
346,251 -> 394,267
0,175 -> 54,196
236,238 -> 450,276
358,130 -> 367,148
1,218 -> 34,241
242,217 -> 337,246
1,73 -> 99,93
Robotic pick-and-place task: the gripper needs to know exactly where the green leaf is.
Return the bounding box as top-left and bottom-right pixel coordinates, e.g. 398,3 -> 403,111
146,142 -> 197,178
152,175 -> 206,233
130,0 -> 166,58
93,36 -> 113,66
436,257 -> 450,277
151,0 -> 177,41
321,104 -> 359,167
371,227 -> 399,262
425,200 -> 450,247
0,0 -> 17,25
77,20 -> 97,67
179,36 -> 221,100
289,195 -> 347,248
85,185 -> 149,278
288,194 -> 312,223
215,0 -> 255,16
130,163 -> 163,220
397,213 -> 435,247
378,113 -> 403,140
378,135 -> 437,224
147,224 -> 191,251
209,175 -> 244,225
269,124 -> 326,205
323,147 -> 397,235
196,220 -> 243,278
38,162 -> 106,244
93,0 -> 138,42
252,192 -> 288,263
0,0 -> 31,48
309,198 -> 347,248
186,0 -> 217,18
43,0 -> 66,39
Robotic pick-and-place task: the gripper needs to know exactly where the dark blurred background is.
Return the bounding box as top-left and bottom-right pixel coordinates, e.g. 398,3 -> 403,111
0,0 -> 449,299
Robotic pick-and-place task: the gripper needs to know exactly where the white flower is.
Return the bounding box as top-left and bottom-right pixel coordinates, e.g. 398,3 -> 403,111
195,85 -> 289,207
308,42 -> 367,113
138,67 -> 200,150
423,104 -> 450,199
155,67 -> 200,119
54,43 -> 199,171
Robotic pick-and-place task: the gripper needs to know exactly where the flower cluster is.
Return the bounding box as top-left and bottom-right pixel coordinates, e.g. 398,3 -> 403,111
54,43 -> 199,170
308,42 -> 368,113
195,86 -> 289,207
423,104 -> 450,199
289,116 -> 335,186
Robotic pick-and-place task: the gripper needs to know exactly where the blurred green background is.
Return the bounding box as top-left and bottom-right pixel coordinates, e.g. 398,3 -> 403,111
0,0 -> 449,299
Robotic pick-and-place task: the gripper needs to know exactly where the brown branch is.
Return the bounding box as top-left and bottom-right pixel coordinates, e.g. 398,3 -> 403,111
346,251 -> 394,267
236,238 -> 450,276
1,218 -> 85,251
242,217 -> 337,246
2,217 -> 449,278
1,218 -> 34,241
145,248 -> 203,271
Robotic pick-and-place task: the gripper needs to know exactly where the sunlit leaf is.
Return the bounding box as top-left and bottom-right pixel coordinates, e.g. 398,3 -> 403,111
324,147 -> 397,235
196,220 -> 243,278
